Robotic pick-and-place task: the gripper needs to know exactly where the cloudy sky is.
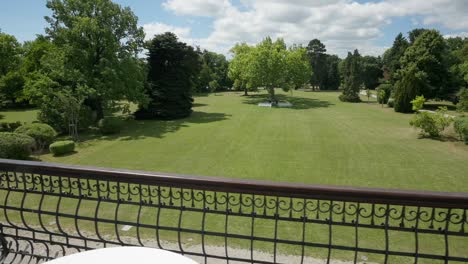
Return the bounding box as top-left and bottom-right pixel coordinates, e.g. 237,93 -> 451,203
1,0 -> 467,57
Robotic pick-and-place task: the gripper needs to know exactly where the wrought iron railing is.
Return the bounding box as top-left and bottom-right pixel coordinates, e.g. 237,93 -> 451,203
0,158 -> 467,264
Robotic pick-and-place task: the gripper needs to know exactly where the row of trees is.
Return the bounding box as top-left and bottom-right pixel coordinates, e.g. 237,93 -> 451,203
227,37 -> 385,103
0,0 -> 231,136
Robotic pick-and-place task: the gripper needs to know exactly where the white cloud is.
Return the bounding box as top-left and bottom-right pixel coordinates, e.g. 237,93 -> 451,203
156,0 -> 468,57
162,0 -> 231,17
142,22 -> 191,41
444,32 -> 468,39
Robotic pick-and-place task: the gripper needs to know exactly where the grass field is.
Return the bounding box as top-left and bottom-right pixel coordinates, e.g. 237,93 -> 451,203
2,90 -> 467,192
2,90 -> 468,262
0,108 -> 38,123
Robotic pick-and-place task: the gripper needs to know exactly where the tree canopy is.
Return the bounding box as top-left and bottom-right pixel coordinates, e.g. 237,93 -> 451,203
0,32 -> 24,105
41,0 -> 147,119
135,32 -> 201,119
228,37 -> 311,102
339,50 -> 362,102
307,39 -> 328,89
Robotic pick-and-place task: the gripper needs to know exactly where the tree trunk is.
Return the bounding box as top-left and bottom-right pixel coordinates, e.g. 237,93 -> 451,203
243,88 -> 249,96
267,86 -> 276,105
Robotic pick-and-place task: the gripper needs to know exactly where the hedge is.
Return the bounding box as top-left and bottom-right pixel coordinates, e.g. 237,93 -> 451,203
49,140 -> 75,156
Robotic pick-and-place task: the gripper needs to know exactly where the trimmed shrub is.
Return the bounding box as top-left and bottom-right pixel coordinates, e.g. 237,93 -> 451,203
387,98 -> 395,108
98,117 -> 123,135
454,116 -> 468,144
0,132 -> 35,159
410,95 -> 426,112
409,107 -> 453,138
15,123 -> 57,150
1,121 -> 23,132
49,140 -> 75,156
338,94 -> 361,103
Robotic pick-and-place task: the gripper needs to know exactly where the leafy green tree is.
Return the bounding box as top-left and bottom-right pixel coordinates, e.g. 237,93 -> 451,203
0,32 -> 22,76
408,28 -> 430,44
24,47 -> 95,133
382,33 -> 409,83
22,36 -> 54,73
195,50 -> 231,93
339,50 -> 362,102
457,88 -> 468,112
378,89 -> 386,107
244,37 -> 289,102
228,43 -> 253,96
208,80 -> 220,94
285,46 -> 312,90
0,32 -> 24,104
399,30 -> 453,99
44,0 -> 146,120
0,71 -> 25,104
229,38 -> 310,102
446,37 -> 468,102
196,63 -> 212,93
306,39 -> 327,89
361,56 -> 383,90
135,32 -> 201,120
202,50 -> 231,89
323,55 -> 341,90
394,64 -> 426,113
376,82 -> 393,104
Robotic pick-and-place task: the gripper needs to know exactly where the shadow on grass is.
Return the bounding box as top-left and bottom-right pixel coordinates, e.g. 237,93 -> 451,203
79,111 -> 230,142
417,134 -> 460,142
49,151 -> 79,158
423,103 -> 457,111
242,94 -> 334,110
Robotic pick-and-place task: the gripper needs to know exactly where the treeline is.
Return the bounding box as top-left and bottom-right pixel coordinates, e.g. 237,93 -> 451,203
382,29 -> 468,112
228,37 -> 385,97
302,30 -> 468,112
0,0 -> 231,137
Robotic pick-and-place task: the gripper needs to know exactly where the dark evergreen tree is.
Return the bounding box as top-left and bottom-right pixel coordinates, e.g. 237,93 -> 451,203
382,33 -> 409,83
339,50 -> 362,102
394,64 -> 426,113
361,56 -> 383,90
322,54 -> 341,90
408,28 -> 430,44
398,30 -> 453,100
195,49 -> 231,93
135,32 -> 201,120
306,39 -> 327,89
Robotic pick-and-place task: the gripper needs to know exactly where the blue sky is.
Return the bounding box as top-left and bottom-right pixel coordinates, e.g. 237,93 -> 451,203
1,0 -> 467,57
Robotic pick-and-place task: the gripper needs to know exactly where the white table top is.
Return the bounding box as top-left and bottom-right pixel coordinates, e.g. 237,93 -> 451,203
45,247 -> 199,264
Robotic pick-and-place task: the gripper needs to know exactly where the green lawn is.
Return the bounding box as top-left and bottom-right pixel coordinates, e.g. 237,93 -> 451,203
2,90 -> 468,262
0,108 -> 38,123
26,90 -> 468,193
